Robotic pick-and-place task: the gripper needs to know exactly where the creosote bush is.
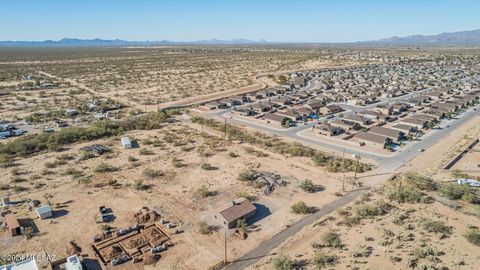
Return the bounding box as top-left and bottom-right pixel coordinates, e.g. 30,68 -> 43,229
464,229 -> 480,246
291,201 -> 310,214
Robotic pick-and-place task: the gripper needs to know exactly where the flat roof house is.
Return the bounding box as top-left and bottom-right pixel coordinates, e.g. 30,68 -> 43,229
36,205 -> 53,219
0,258 -> 40,270
352,131 -> 392,149
369,126 -> 404,142
215,198 -> 257,229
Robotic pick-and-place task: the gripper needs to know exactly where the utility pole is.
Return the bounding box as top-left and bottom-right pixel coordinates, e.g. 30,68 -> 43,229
398,176 -> 402,194
354,155 -> 361,180
224,118 -> 227,140
224,232 -> 227,264
342,148 -> 346,192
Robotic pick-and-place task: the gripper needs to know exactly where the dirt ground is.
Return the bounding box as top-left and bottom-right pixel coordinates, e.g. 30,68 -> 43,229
0,123 -> 360,269
249,114 -> 480,270
402,114 -> 480,181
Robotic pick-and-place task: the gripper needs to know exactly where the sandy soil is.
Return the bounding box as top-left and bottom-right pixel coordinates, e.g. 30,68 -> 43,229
0,124 -> 356,269
248,113 -> 480,270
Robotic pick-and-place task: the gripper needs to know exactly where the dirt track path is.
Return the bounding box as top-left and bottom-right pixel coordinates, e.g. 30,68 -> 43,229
224,187 -> 369,270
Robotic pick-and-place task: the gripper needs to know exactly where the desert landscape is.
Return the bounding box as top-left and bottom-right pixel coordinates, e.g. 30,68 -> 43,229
1,45 -> 479,270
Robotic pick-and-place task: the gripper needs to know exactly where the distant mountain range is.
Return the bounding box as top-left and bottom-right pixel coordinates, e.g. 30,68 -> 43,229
362,29 -> 480,45
1,29 -> 480,47
0,37 -> 270,47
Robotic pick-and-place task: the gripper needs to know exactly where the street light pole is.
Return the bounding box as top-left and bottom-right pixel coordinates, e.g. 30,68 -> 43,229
224,232 -> 227,264
342,148 -> 346,192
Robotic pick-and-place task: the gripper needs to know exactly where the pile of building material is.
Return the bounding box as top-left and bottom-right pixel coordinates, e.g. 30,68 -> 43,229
129,207 -> 161,224
66,240 -> 82,256
142,254 -> 160,265
251,171 -> 288,195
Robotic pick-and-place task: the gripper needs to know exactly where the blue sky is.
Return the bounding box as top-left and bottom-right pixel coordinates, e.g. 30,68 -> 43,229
1,0 -> 479,42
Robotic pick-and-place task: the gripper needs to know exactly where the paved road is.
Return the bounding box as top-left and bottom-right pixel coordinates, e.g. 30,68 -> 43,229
224,187 -> 369,270
208,73 -> 479,269
220,106 -> 478,269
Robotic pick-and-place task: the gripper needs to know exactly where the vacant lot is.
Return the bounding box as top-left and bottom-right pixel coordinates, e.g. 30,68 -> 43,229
0,47 -> 358,108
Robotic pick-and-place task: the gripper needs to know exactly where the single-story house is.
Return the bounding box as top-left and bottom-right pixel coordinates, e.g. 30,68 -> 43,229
270,97 -> 293,106
263,113 -> 292,126
357,110 -> 390,122
36,205 -> 53,219
375,105 -> 394,115
234,107 -> 256,116
368,126 -> 404,142
399,117 -> 429,129
4,213 -> 21,236
317,124 -> 344,136
352,131 -> 392,149
276,109 -> 304,121
293,76 -> 307,87
304,100 -> 324,111
1,258 -> 39,270
330,119 -> 361,132
251,103 -> 271,113
203,101 -> 221,110
215,198 -> 257,229
390,124 -> 418,134
431,102 -> 457,113
344,114 -> 372,126
319,104 -> 343,115
414,114 -> 436,122
423,109 -> 445,120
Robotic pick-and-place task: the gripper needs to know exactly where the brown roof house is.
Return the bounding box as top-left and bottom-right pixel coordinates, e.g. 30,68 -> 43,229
263,113 -> 292,127
330,119 -> 361,132
319,105 -> 343,115
4,213 -> 21,236
215,198 -> 257,229
352,131 -> 392,149
368,126 -> 404,142
316,124 -> 344,137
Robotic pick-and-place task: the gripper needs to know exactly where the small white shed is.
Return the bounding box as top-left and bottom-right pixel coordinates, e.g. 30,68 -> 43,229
121,137 -> 132,149
36,205 -> 53,219
0,195 -> 10,206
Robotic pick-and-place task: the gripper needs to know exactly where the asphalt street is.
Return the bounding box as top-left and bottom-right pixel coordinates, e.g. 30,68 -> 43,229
210,75 -> 479,270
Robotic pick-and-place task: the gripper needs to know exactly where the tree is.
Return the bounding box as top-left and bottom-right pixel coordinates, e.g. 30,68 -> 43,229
23,226 -> 34,239
236,218 -> 248,236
